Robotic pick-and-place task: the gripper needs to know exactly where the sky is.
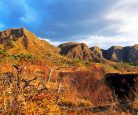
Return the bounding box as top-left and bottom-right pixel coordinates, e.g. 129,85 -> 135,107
0,0 -> 138,49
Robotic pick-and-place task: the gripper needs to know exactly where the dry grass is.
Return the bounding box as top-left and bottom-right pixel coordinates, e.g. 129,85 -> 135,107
0,58 -> 137,114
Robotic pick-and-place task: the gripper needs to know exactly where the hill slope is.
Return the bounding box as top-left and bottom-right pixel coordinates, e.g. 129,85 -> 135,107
0,28 -> 63,61
59,42 -> 101,61
104,45 -> 138,63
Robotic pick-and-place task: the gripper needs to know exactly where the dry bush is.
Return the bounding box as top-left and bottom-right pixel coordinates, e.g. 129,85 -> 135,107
56,64 -> 113,108
0,58 -> 137,114
0,60 -> 61,114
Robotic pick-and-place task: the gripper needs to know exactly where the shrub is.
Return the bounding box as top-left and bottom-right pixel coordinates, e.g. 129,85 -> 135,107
12,54 -> 34,61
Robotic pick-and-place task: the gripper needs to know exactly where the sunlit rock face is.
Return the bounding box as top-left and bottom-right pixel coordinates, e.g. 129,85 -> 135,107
59,42 -> 98,61
0,28 -> 60,59
90,46 -> 104,59
0,28 -> 25,43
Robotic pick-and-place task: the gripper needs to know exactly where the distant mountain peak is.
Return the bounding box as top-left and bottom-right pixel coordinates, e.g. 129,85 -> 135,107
133,44 -> 138,49
109,46 -> 123,50
59,42 -> 138,63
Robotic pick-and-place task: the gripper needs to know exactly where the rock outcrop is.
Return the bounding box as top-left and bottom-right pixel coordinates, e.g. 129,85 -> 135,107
90,46 -> 104,59
126,45 -> 138,62
0,28 -> 60,60
59,42 -> 97,61
104,46 -> 125,62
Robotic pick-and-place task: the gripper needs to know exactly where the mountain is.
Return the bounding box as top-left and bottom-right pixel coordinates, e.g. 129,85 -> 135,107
59,42 -> 138,63
126,45 -> 138,62
90,46 -> 104,59
103,45 -> 138,63
0,28 -> 138,63
59,42 -> 98,61
104,46 -> 125,62
0,28 -> 61,60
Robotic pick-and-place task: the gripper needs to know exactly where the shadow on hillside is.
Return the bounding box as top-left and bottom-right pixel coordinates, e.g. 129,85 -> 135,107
105,73 -> 138,113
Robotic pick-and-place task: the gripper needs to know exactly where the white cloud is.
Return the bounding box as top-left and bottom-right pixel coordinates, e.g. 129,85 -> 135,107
39,34 -> 138,50
39,37 -> 62,46
78,35 -> 138,49
105,0 -> 138,37
38,0 -> 138,49
80,0 -> 138,49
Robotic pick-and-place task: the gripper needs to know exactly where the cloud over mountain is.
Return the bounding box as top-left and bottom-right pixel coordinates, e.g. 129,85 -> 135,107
0,0 -> 138,49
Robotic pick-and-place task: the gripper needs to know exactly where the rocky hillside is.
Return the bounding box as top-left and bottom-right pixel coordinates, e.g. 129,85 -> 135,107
59,42 -> 99,61
59,42 -> 138,63
104,46 -> 125,62
126,45 -> 138,62
0,28 -> 62,61
90,46 -> 104,59
103,45 -> 138,63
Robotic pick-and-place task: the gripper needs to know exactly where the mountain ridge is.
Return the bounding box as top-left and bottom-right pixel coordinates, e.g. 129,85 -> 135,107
0,27 -> 138,63
59,42 -> 138,63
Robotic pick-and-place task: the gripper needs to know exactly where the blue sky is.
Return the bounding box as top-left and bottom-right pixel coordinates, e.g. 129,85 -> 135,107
0,0 -> 138,49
